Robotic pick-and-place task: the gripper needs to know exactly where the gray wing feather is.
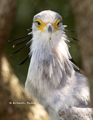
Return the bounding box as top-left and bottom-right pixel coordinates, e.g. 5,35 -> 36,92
58,72 -> 93,120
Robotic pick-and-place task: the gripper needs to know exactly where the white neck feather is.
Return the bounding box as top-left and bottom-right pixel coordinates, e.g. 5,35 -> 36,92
27,31 -> 74,92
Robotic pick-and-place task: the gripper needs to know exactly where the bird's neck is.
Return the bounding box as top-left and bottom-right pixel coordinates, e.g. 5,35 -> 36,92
29,37 -> 74,90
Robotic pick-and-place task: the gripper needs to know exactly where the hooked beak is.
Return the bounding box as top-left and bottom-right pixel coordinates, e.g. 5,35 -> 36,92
47,24 -> 53,40
47,24 -> 53,33
48,25 -> 52,33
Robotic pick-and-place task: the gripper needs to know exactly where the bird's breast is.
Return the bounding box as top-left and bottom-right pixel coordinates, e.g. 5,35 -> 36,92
26,46 -> 73,95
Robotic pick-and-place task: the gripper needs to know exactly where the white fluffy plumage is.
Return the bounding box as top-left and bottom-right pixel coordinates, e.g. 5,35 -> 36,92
25,10 -> 93,120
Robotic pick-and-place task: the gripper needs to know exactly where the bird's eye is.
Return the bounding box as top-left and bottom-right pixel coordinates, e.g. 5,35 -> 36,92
35,21 -> 41,27
57,21 -> 62,27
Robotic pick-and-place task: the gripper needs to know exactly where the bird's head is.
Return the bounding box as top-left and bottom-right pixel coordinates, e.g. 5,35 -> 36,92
9,10 -> 78,67
32,10 -> 64,46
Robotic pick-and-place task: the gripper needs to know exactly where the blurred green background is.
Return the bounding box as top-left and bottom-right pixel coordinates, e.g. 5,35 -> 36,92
5,0 -> 82,85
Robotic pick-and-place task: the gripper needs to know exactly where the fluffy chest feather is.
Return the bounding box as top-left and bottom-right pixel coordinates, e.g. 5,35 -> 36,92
26,38 -> 74,91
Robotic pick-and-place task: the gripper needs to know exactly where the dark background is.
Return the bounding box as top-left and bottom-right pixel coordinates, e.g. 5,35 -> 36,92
5,0 -> 82,84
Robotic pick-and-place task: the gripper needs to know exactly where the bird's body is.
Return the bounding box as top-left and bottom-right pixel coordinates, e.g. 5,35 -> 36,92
25,10 -> 93,120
